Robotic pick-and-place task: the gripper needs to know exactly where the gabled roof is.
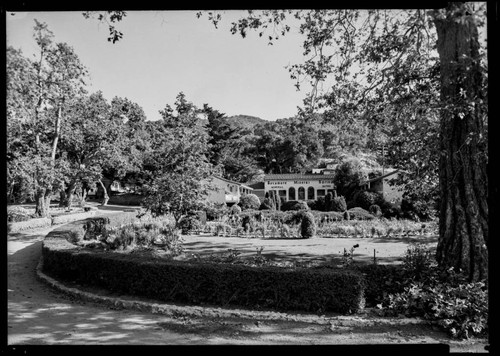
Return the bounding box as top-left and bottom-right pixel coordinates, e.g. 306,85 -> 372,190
265,174 -> 336,180
211,176 -> 254,190
360,170 -> 401,185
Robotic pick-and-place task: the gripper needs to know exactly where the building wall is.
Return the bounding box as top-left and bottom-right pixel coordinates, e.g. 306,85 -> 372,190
264,176 -> 336,201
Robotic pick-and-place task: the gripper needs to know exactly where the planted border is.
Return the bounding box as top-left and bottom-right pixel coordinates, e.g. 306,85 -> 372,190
41,213 -> 365,314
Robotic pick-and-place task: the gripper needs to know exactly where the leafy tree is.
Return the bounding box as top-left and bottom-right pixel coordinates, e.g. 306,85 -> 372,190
238,194 -> 261,211
333,158 -> 367,202
141,93 -> 216,226
201,5 -> 487,281
7,20 -> 88,216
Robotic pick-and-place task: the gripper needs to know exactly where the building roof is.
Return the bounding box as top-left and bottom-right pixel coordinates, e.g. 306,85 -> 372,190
248,182 -> 265,190
211,176 -> 254,190
360,170 -> 400,185
265,174 -> 337,180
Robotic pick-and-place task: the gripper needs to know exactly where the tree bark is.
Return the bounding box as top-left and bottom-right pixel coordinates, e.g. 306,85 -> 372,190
98,179 -> 109,206
433,4 -> 488,282
34,188 -> 51,217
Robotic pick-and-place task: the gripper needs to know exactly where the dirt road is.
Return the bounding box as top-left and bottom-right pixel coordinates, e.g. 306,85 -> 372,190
6,206 -> 489,351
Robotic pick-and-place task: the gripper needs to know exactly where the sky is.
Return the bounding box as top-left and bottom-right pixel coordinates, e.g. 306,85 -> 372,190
6,10 -> 311,122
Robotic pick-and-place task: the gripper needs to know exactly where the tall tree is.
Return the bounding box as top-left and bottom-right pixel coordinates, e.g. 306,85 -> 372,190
142,93 -> 217,225
199,5 -> 488,281
431,3 -> 488,281
7,20 -> 88,216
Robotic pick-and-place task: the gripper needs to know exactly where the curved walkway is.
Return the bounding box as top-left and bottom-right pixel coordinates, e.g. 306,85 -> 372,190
7,206 -> 488,351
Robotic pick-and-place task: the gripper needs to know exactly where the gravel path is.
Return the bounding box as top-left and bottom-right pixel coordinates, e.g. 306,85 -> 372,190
6,206 -> 489,351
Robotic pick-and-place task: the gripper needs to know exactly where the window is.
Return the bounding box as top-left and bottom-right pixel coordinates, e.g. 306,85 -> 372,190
279,190 -> 287,201
298,187 -> 305,200
317,189 -> 326,197
307,186 -> 315,200
289,187 -> 296,200
327,189 -> 335,197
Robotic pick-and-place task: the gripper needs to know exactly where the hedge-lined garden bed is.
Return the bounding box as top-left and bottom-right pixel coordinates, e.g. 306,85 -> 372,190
8,209 -> 98,233
42,214 -> 366,314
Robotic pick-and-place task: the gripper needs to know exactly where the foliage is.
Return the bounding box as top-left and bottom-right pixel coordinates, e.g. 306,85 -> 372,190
238,193 -> 261,211
141,93 -> 215,225
347,207 -> 375,220
353,190 -> 383,211
281,200 -> 310,211
369,204 -> 382,217
331,196 -> 347,212
7,206 -> 33,222
401,192 -> 437,221
178,213 -> 203,235
300,211 -> 316,238
333,159 -> 367,201
230,204 -> 242,215
384,272 -> 488,339
259,197 -> 276,210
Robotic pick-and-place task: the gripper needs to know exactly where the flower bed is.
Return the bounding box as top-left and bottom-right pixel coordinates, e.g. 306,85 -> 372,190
42,213 -> 366,314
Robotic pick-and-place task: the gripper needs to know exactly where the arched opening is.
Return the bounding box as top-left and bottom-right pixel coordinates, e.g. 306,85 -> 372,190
289,187 -> 296,201
307,186 -> 315,200
298,187 -> 305,200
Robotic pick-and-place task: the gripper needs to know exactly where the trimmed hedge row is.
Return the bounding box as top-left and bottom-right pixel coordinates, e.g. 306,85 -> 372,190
8,217 -> 52,233
8,210 -> 98,233
42,214 -> 365,314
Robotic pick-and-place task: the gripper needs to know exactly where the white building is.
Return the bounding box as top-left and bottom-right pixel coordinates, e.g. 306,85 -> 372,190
264,174 -> 336,202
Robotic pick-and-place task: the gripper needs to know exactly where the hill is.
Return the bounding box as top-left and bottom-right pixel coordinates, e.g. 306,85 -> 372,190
225,115 -> 268,132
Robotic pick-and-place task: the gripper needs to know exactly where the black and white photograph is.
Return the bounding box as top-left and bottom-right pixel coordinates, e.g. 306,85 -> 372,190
5,4 -> 491,352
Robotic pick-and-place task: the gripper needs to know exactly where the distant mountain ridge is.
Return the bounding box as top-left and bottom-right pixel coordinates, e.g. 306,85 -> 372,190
225,115 -> 268,131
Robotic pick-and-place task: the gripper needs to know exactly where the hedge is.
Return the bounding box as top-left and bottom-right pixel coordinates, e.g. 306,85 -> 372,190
51,210 -> 97,225
42,214 -> 366,314
8,217 -> 52,233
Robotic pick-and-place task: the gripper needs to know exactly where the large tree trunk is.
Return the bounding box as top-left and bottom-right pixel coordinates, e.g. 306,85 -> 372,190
64,181 -> 77,209
35,188 -> 51,218
98,179 -> 110,206
433,4 -> 488,282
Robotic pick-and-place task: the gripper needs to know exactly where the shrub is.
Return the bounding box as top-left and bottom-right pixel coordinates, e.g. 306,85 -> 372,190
314,196 -> 326,211
300,211 -> 316,238
384,276 -> 488,339
82,217 -> 111,240
259,197 -> 275,210
347,207 -> 375,220
178,213 -> 202,235
331,196 -> 347,212
353,190 -> 383,211
7,206 -> 32,222
281,200 -> 310,212
305,200 -> 318,210
230,204 -> 242,215
369,204 -> 382,217
239,194 -> 261,211
381,202 -> 403,219
401,195 -> 436,222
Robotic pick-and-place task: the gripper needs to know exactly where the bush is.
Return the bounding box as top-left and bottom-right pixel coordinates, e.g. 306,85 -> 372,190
42,228 -> 366,315
369,204 -> 382,217
381,202 -> 403,219
7,206 -> 32,222
353,190 -> 383,211
331,196 -> 347,212
230,204 -> 242,215
305,200 -> 318,210
380,245 -> 488,339
178,213 -> 202,235
239,194 -> 261,211
300,211 -> 316,238
281,200 -> 310,211
259,197 -> 275,210
347,207 -> 375,220
401,194 -> 436,221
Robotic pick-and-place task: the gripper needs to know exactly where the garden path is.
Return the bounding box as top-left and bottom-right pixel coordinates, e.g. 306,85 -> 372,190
6,205 -> 488,352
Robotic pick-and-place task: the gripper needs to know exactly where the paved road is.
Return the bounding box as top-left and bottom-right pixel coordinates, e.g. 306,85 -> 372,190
6,206 -> 489,351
